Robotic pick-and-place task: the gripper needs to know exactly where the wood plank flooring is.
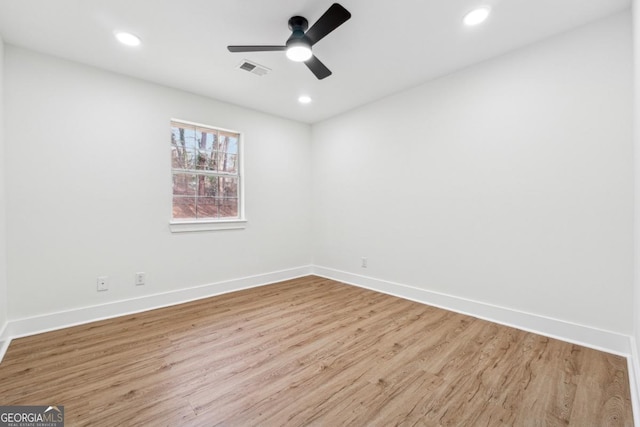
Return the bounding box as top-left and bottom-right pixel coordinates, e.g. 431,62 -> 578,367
0,276 -> 633,426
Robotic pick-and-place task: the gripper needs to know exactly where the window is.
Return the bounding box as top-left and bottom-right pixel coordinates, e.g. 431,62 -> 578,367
170,120 -> 245,231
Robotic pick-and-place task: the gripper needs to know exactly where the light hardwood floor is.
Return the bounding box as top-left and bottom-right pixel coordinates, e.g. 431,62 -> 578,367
0,276 -> 633,426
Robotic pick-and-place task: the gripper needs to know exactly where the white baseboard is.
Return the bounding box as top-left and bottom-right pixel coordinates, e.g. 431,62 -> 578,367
628,337 -> 640,426
3,265 -> 312,348
0,321 -> 10,363
312,266 -> 632,357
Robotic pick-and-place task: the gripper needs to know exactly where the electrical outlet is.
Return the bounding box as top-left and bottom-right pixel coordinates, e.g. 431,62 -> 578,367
135,272 -> 146,286
361,257 -> 368,268
97,276 -> 109,292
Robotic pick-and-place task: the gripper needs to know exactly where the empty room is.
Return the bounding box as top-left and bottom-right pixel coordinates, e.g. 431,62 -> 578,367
0,0 -> 639,425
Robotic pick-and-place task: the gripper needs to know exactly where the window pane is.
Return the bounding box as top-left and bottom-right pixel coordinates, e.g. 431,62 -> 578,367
173,196 -> 196,219
185,149 -> 196,169
195,150 -> 211,171
220,177 -> 238,198
171,129 -> 180,148
172,125 -> 198,151
212,152 -> 222,172
197,197 -> 218,218
182,127 -> 197,150
201,176 -> 219,196
172,147 -> 196,169
218,197 -> 238,218
226,136 -> 238,155
217,133 -> 239,154
198,130 -> 217,151
216,135 -> 226,152
171,146 -> 181,169
218,177 -> 238,218
171,127 -> 188,149
220,153 -> 238,174
173,174 -> 197,195
206,151 -> 218,171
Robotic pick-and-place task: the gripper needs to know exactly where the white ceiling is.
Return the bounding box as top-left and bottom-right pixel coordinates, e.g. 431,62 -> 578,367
0,0 -> 631,124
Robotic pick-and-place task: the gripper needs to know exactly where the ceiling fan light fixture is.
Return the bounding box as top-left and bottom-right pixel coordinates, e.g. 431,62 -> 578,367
463,6 -> 491,26
286,44 -> 313,62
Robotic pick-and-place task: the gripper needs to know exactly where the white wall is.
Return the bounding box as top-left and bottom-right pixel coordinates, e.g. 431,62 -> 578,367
4,46 -> 312,320
312,12 -> 633,334
0,36 -> 7,338
633,0 -> 640,390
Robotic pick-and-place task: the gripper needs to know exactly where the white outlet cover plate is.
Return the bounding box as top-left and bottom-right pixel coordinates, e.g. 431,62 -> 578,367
135,272 -> 146,286
97,276 -> 108,291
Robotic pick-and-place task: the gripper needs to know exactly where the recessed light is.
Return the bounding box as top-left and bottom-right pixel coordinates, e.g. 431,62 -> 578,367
463,7 -> 491,26
115,31 -> 142,47
298,95 -> 312,104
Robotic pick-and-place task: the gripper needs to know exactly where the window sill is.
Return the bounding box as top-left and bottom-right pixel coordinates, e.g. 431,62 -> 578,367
169,219 -> 247,233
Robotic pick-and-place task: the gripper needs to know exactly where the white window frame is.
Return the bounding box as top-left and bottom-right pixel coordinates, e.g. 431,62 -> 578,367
169,119 -> 246,233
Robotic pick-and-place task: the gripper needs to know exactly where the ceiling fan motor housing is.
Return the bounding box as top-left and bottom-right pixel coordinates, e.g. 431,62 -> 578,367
288,16 -> 309,32
287,16 -> 311,48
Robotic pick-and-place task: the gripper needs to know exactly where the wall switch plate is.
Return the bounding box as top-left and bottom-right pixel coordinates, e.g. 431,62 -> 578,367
361,257 -> 368,268
135,272 -> 146,286
97,276 -> 108,292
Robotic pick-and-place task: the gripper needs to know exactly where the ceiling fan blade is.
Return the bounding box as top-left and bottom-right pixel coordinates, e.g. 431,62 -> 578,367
305,55 -> 332,80
227,45 -> 287,52
305,3 -> 351,46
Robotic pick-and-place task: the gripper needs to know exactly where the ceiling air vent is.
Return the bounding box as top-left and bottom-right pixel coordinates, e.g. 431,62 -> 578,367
237,60 -> 271,76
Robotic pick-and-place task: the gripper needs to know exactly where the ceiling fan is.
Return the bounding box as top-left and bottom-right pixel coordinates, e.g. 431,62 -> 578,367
227,3 -> 351,80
